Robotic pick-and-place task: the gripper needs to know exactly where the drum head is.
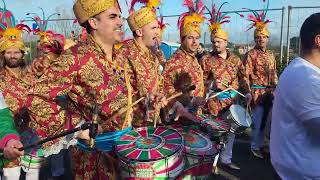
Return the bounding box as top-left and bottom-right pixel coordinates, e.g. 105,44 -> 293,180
116,126 -> 183,162
229,104 -> 252,127
174,127 -> 218,157
199,115 -> 230,132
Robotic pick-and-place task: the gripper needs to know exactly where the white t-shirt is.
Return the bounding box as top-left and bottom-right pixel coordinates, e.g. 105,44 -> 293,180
271,57 -> 320,180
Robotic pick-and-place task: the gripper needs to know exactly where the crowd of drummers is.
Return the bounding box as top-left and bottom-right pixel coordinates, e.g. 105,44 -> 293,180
1,0 -> 319,179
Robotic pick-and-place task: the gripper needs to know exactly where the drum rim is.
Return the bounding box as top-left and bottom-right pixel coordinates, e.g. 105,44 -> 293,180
201,119 -> 230,132
178,128 -> 218,157
116,126 -> 184,162
228,105 -> 252,127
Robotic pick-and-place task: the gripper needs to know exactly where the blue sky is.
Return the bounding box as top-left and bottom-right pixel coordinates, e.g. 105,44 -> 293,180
5,0 -> 320,44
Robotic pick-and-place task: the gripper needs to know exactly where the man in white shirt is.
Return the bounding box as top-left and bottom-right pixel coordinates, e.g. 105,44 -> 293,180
270,13 -> 320,180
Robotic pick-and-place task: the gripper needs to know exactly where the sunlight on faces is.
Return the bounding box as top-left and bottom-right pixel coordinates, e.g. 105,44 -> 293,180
211,35 -> 228,54
255,34 -> 269,49
182,31 -> 200,54
136,20 -> 160,48
89,5 -> 123,44
3,46 -> 24,68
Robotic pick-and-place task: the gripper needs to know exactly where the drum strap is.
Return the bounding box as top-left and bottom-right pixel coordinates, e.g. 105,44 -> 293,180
217,90 -> 237,100
77,127 -> 132,152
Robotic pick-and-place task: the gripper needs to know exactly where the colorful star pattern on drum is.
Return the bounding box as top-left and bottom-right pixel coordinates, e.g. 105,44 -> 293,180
243,48 -> 278,106
116,127 -> 184,179
114,39 -> 163,127
170,125 -> 218,179
201,51 -> 250,116
116,127 -> 182,161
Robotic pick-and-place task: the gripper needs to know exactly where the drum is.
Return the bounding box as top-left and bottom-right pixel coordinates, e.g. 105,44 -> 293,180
20,149 -> 45,170
223,104 -> 252,133
19,129 -> 45,170
116,126 -> 184,179
197,114 -> 230,141
172,125 -> 218,179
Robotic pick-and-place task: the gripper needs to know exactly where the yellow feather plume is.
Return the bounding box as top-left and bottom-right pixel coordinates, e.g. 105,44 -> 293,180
209,22 -> 221,32
183,13 -> 204,27
147,0 -> 160,9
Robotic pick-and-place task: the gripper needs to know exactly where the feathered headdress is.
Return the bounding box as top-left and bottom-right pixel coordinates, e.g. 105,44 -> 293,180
0,0 -> 31,52
127,0 -> 161,31
129,0 -> 160,13
25,7 -> 65,54
178,0 -> 205,37
244,0 -> 271,37
158,16 -> 168,33
206,1 -> 243,40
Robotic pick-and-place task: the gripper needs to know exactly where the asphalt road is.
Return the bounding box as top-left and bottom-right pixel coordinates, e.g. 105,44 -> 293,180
208,134 -> 281,180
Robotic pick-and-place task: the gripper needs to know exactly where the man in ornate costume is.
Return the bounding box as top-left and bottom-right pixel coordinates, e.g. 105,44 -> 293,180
23,0 -> 134,179
114,0 -> 166,127
162,0 -> 206,121
201,2 -> 251,170
243,1 -> 278,159
0,6 -> 32,179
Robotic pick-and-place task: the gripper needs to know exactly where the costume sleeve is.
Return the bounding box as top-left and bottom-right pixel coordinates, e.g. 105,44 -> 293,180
0,108 -> 19,148
237,58 -> 251,94
243,51 -> 254,85
25,49 -> 78,138
271,53 -> 278,85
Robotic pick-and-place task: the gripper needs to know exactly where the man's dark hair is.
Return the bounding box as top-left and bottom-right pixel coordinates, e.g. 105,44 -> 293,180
132,31 -> 138,38
80,13 -> 102,34
300,13 -> 320,52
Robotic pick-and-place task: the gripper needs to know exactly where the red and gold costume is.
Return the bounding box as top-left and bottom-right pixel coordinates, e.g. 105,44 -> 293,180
243,5 -> 277,106
164,48 -> 204,98
114,0 -> 163,127
0,7 -> 33,172
25,34 -> 132,179
114,39 -> 162,127
163,0 -> 205,98
201,52 -> 250,116
24,0 -> 133,179
202,2 -> 250,116
0,9 -> 33,114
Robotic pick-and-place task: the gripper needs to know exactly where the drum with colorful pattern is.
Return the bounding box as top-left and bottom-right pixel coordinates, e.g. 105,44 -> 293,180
116,126 -> 184,179
197,114 -> 231,140
19,128 -> 45,170
172,125 -> 218,179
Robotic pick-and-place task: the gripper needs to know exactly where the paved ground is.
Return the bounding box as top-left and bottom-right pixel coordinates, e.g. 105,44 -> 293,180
208,134 -> 281,180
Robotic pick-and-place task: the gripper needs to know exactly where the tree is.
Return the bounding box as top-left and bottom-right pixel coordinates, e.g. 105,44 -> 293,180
49,7 -> 81,38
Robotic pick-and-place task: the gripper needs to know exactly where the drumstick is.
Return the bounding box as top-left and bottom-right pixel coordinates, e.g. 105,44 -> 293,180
221,82 -> 246,98
118,89 -> 193,128
110,97 -> 145,122
212,153 -> 220,174
206,87 -> 232,100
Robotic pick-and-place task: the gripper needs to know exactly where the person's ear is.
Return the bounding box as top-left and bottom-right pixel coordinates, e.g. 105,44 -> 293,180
88,17 -> 99,30
135,29 -> 143,37
315,34 -> 320,48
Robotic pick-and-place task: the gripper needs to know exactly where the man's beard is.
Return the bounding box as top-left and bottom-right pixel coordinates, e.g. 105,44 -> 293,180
4,58 -> 25,68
